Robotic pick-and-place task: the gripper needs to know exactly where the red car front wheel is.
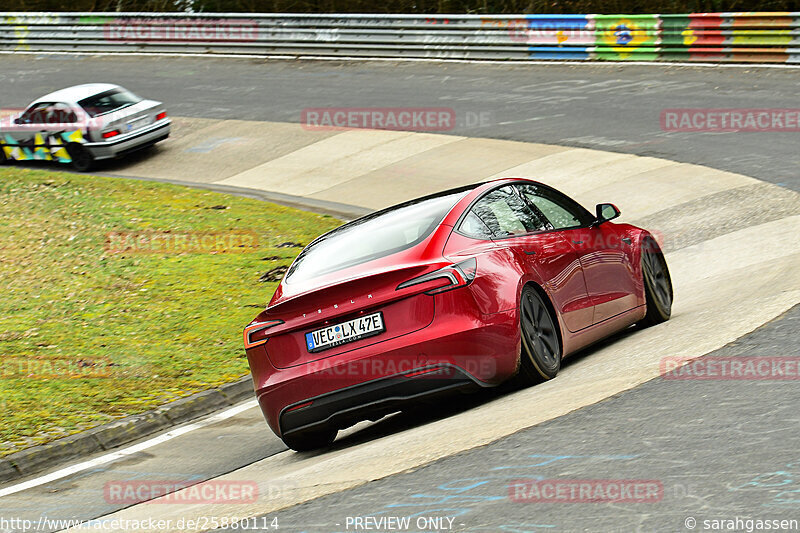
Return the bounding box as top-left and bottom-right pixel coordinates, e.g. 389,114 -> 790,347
640,237 -> 673,327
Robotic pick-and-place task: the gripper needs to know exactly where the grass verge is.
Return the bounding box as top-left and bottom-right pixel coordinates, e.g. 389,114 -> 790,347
0,167 -> 341,456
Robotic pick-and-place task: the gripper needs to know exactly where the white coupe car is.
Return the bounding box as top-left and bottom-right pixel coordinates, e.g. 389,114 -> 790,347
0,83 -> 170,171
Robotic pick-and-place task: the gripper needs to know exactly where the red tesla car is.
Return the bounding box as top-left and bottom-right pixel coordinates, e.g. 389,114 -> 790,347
244,178 -> 672,451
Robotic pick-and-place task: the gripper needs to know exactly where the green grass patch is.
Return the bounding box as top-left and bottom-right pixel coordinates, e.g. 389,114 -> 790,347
0,167 -> 340,456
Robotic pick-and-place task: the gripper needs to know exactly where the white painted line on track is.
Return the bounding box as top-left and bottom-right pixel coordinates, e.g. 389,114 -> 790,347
497,114 -> 565,126
1,50 -> 799,69
0,399 -> 259,498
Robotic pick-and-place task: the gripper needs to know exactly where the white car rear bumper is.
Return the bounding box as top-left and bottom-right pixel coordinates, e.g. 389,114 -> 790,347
85,119 -> 171,160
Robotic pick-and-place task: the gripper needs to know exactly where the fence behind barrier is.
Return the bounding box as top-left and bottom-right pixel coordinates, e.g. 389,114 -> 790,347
1,12 -> 798,63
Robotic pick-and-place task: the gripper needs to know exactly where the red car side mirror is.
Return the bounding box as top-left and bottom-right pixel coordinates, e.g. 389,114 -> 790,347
595,203 -> 621,225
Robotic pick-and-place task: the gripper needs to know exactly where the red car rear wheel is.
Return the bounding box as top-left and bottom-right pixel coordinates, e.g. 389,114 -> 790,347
518,285 -> 562,383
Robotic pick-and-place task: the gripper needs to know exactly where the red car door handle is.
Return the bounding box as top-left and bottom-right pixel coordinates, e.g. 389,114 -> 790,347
524,250 -> 537,255
572,240 -> 583,244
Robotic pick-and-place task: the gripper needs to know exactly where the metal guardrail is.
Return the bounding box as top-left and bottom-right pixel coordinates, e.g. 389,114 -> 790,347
1,12 -> 798,63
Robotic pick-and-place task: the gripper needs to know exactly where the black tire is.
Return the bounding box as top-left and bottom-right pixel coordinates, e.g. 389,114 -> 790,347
281,427 -> 337,452
66,143 -> 94,172
0,146 -> 7,165
517,285 -> 562,384
639,236 -> 673,326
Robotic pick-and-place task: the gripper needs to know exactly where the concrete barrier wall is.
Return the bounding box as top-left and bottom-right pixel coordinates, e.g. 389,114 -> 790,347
1,12 -> 798,63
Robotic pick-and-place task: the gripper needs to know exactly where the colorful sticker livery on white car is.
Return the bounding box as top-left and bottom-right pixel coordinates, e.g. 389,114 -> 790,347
0,83 -> 170,171
3,130 -> 84,164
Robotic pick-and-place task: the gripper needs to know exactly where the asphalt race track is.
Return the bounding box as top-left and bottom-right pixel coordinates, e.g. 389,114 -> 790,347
1,55 -> 799,191
248,305 -> 800,533
0,55 -> 799,533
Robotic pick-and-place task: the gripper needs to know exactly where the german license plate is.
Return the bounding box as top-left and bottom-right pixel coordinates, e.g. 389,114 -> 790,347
305,312 -> 385,353
127,115 -> 152,131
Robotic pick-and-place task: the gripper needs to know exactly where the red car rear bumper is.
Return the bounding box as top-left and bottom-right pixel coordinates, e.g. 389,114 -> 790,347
246,307 -> 519,438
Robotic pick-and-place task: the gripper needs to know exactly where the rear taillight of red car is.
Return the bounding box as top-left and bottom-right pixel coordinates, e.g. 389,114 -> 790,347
244,319 -> 284,349
396,257 -> 477,295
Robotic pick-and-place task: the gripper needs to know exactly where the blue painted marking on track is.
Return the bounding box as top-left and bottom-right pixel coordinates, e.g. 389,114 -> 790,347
352,453 -> 636,531
184,136 -> 244,153
731,460 -> 800,507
